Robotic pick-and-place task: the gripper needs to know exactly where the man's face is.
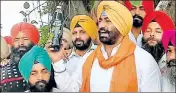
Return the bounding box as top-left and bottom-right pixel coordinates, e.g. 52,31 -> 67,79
130,5 -> 146,28
165,46 -> 176,85
61,38 -> 70,50
98,14 -> 120,45
11,32 -> 34,63
166,46 -> 176,63
72,27 -> 92,50
143,22 -> 163,46
142,22 -> 164,63
29,63 -> 51,92
13,32 -> 31,48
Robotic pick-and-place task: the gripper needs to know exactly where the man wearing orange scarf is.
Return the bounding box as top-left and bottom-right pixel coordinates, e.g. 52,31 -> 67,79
49,1 -> 161,92
1,22 -> 39,92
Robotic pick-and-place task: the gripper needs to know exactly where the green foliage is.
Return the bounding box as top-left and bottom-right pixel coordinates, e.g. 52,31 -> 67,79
38,25 -> 53,48
90,0 -> 95,11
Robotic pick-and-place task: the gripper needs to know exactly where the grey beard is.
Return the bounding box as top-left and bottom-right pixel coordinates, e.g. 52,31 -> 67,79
165,65 -> 176,85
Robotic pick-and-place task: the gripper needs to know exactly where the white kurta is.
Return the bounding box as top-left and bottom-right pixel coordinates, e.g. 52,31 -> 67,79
158,54 -> 167,74
128,30 -> 143,47
53,44 -> 162,92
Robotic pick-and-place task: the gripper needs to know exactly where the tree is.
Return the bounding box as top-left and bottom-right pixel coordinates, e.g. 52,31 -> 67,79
38,25 -> 53,47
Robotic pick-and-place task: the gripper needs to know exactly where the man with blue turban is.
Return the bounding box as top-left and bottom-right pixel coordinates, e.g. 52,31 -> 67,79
18,46 -> 58,92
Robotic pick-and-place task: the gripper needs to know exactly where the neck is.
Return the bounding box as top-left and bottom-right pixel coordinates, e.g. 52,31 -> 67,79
104,36 -> 124,57
75,43 -> 92,56
131,27 -> 142,40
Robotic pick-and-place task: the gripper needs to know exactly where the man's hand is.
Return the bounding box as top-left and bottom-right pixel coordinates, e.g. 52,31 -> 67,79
46,45 -> 69,63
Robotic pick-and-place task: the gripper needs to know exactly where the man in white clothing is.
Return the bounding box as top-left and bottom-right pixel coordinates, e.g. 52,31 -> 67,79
161,30 -> 176,92
48,1 -> 161,92
47,15 -> 98,91
125,0 -> 154,47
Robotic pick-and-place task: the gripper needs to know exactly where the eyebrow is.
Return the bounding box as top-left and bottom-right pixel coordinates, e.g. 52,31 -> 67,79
155,28 -> 162,30
104,17 -> 110,20
139,6 -> 144,8
31,70 -> 37,73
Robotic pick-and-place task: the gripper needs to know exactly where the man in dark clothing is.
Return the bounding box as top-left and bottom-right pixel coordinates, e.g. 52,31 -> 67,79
0,22 -> 39,92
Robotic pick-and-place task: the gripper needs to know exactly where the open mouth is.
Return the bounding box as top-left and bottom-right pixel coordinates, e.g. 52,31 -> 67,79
75,41 -> 83,46
99,30 -> 109,37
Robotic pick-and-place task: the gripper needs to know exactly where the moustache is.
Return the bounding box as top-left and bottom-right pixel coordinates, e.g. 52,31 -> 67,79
74,38 -> 84,43
133,15 -> 143,21
167,59 -> 176,68
98,28 -> 109,33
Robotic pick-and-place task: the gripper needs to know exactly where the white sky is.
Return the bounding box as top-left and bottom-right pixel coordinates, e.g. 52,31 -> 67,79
1,1 -> 48,37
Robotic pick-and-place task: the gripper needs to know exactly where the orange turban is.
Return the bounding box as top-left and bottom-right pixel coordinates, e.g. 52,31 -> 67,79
142,11 -> 175,33
97,1 -> 133,36
10,22 -> 40,44
70,15 -> 98,40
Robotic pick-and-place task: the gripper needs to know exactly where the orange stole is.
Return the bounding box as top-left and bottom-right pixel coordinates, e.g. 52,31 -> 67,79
80,36 -> 138,92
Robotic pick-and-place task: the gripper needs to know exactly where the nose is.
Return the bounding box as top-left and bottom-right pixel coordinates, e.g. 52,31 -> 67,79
19,38 -> 24,46
37,73 -> 44,81
76,32 -> 80,39
98,21 -> 106,29
135,8 -> 140,16
150,31 -> 155,37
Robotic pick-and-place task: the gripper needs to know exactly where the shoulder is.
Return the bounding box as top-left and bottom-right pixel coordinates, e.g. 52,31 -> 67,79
134,46 -> 158,68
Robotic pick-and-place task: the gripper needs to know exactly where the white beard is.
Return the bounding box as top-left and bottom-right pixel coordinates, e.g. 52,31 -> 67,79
164,66 -> 176,85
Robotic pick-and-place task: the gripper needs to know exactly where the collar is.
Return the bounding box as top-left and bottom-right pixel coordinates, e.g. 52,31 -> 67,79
101,43 -> 121,59
129,30 -> 143,36
69,42 -> 97,58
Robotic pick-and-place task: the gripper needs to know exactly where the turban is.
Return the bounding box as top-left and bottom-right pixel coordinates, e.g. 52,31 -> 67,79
11,22 -> 39,44
70,15 -> 98,40
62,27 -> 73,48
1,36 -> 10,59
18,45 -> 51,82
97,1 -> 133,36
142,11 -> 175,33
4,36 -> 12,46
125,0 -> 154,16
162,30 -> 176,52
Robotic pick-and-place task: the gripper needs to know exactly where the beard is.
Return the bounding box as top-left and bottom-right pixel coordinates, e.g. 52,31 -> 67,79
98,27 -> 119,45
29,66 -> 56,92
29,80 -> 53,92
10,42 -> 34,64
142,37 -> 164,63
165,59 -> 176,85
133,15 -> 143,28
73,37 -> 92,50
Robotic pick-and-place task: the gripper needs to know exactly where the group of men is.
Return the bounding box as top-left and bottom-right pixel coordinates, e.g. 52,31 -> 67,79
0,0 -> 175,92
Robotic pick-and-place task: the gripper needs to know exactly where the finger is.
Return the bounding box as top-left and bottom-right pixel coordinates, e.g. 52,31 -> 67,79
48,47 -> 55,51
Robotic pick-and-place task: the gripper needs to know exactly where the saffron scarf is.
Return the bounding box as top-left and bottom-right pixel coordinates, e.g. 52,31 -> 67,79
81,36 -> 138,92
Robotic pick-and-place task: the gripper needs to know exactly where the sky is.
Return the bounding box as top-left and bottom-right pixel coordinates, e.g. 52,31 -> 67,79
1,1 -> 48,37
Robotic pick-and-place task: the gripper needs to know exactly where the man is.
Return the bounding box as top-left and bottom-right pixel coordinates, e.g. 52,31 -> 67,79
47,15 -> 98,90
90,0 -> 125,45
18,46 -> 58,92
0,22 -> 39,92
141,11 -> 175,64
125,0 -> 154,47
161,30 -> 176,92
51,1 -> 161,92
